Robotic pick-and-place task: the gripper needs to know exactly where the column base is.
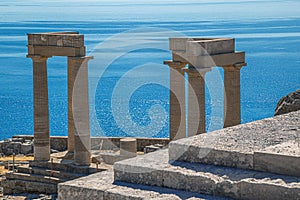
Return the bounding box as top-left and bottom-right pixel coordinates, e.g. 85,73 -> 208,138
34,145 -> 50,161
74,152 -> 91,166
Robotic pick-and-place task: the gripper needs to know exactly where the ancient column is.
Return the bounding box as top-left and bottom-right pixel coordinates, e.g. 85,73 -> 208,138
165,61 -> 187,141
120,138 -> 137,158
67,57 -> 76,153
27,55 -> 51,161
186,66 -> 211,136
68,56 -> 93,165
223,64 -> 242,128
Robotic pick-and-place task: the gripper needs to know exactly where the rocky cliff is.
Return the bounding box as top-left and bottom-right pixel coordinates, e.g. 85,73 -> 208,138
275,89 -> 300,115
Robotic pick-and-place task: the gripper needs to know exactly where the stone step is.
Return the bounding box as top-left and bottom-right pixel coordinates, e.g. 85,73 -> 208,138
5,171 -> 66,185
17,164 -> 85,180
58,170 -> 230,200
29,159 -> 108,174
169,111 -> 300,173
0,178 -> 57,194
114,149 -> 300,200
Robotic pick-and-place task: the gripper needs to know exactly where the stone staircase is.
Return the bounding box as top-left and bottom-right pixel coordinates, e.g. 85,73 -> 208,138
58,111 -> 300,200
1,157 -> 110,195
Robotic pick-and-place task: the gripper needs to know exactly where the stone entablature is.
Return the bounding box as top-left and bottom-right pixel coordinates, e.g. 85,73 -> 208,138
169,38 -> 244,67
165,37 -> 246,140
28,32 -> 85,57
27,32 -> 92,166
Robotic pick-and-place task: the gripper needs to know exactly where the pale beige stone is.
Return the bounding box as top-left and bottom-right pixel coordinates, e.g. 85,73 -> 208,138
28,45 -> 86,57
70,56 -> 93,166
120,138 -> 137,158
27,32 -> 92,165
169,38 -> 234,56
27,55 -> 50,161
185,67 -> 211,136
223,64 -> 242,128
164,61 -> 187,140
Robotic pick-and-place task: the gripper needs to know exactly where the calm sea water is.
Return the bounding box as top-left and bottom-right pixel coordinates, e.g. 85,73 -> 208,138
0,0 -> 300,140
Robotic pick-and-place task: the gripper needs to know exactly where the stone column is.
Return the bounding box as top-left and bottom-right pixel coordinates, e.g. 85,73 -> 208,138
67,57 -> 76,153
68,56 -> 93,165
186,66 -> 211,137
27,55 -> 50,161
165,61 -> 187,141
120,138 -> 137,158
223,64 -> 242,128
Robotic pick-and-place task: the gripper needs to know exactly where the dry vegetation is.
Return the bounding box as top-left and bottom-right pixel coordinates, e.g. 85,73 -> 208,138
0,155 -> 34,175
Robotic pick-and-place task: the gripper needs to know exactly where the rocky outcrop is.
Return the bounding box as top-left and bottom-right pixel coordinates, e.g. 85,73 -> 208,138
275,89 -> 300,116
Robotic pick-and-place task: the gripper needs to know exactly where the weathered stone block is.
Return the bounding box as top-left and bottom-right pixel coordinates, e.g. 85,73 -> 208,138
50,137 -> 67,152
170,38 -> 235,56
239,179 -> 300,200
20,143 -> 32,155
254,141 -> 300,177
28,32 -> 84,48
173,51 -> 245,68
120,138 -> 137,158
169,111 -> 300,171
58,171 -> 115,200
186,38 -> 234,56
28,45 -> 86,57
144,145 -> 161,154
5,148 -> 14,155
95,152 -> 130,165
0,141 -> 4,153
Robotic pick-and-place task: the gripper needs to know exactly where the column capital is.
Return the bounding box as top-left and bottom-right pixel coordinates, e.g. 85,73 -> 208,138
183,66 -> 211,77
164,60 -> 186,69
27,55 -> 50,62
68,56 -> 94,61
222,62 -> 247,71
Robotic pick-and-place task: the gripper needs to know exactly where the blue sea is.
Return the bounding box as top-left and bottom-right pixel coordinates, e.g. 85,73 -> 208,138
0,0 -> 299,140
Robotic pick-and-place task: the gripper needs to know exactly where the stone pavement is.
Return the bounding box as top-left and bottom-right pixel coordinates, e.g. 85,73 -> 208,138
58,170 -> 230,200
58,110 -> 300,200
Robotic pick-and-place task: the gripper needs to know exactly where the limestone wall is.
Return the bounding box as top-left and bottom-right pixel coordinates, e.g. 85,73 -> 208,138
0,136 -> 169,155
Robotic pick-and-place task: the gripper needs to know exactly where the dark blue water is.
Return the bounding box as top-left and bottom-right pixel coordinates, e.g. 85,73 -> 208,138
0,0 -> 300,140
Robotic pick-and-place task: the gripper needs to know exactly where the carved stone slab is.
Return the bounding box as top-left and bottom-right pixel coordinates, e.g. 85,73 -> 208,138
28,32 -> 84,48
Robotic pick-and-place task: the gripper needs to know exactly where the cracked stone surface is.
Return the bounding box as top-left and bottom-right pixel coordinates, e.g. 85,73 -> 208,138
58,168 -> 230,200
114,149 -> 300,200
59,111 -> 300,200
169,110 -> 300,169
253,140 -> 300,177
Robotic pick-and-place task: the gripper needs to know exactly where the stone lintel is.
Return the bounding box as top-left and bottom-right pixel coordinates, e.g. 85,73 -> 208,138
28,32 -> 84,48
28,45 -> 86,57
172,51 -> 245,68
170,37 -> 235,55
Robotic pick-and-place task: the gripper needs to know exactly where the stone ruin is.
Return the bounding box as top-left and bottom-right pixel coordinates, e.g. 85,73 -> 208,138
57,36 -> 300,200
0,33 -> 248,195
4,32 -> 299,199
165,38 -> 246,140
27,32 -> 93,165
26,34 -> 247,166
